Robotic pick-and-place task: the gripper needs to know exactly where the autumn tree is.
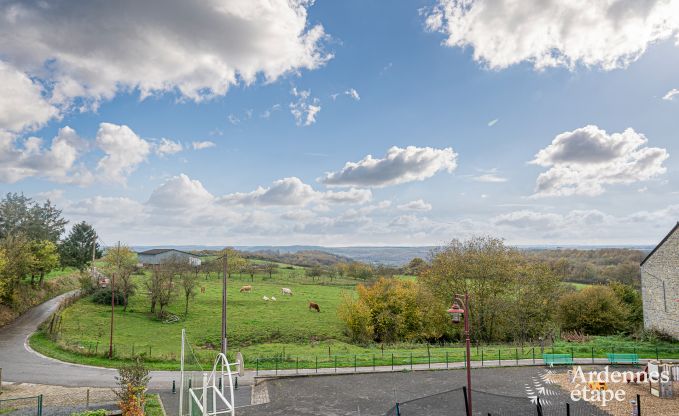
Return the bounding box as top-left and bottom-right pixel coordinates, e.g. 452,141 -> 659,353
407,257 -> 427,276
0,234 -> 34,303
30,240 -> 60,286
557,285 -> 629,335
261,262 -> 278,279
102,245 -> 138,311
179,262 -> 199,316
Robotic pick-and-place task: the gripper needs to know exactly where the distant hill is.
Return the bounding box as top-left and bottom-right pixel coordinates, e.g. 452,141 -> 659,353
131,244 -> 654,267
241,249 -> 353,267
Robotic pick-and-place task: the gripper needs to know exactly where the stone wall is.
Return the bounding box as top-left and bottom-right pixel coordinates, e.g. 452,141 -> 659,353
641,225 -> 679,339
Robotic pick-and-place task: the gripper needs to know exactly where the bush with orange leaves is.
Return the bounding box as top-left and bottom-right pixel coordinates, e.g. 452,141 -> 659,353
115,356 -> 150,416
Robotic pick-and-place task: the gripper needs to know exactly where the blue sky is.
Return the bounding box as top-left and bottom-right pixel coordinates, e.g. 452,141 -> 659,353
1,0 -> 678,246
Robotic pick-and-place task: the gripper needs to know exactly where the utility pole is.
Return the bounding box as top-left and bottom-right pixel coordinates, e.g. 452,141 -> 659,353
91,233 -> 97,284
221,249 -> 228,355
108,241 -> 119,359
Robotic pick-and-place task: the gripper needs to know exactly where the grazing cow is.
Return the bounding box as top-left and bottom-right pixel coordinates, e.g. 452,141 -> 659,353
271,296 -> 277,301
308,301 -> 320,312
240,285 -> 252,293
281,288 -> 293,296
262,296 -> 270,301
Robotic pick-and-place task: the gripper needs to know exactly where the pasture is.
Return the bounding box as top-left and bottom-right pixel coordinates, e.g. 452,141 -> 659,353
33,266 -> 362,367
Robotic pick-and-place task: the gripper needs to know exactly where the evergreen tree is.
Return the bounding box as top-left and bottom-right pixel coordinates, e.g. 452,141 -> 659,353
60,222 -> 101,271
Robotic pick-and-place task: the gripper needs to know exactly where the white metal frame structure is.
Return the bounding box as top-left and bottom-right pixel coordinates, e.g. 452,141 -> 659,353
179,329 -> 243,416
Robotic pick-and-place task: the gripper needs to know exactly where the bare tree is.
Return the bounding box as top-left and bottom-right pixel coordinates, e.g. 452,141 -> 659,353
181,266 -> 198,316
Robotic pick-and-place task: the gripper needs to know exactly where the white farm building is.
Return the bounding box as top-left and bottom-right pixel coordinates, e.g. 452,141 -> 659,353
137,248 -> 202,266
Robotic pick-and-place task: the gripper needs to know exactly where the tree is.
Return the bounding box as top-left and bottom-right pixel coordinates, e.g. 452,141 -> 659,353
305,265 -> 322,281
181,269 -> 199,316
115,356 -> 150,416
407,257 -> 427,276
0,234 -> 34,303
0,193 -> 67,242
609,281 -> 643,331
262,262 -> 278,279
557,285 -> 629,335
60,222 -> 101,271
102,245 -> 138,311
30,240 -> 60,286
244,261 -> 258,282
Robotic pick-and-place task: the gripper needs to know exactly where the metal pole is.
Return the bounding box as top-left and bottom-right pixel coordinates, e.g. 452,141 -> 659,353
179,329 -> 185,416
464,293 -> 472,416
637,393 -> 641,416
109,241 -> 119,359
462,386 -> 470,416
221,250 -> 228,355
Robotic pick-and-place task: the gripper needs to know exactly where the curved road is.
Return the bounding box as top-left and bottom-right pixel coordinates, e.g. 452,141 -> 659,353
0,291 -> 178,388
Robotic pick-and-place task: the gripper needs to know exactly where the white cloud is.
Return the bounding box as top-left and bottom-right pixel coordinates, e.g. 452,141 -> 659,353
345,88 -> 360,101
96,123 -> 151,184
147,174 -> 214,209
228,114 -> 240,125
0,0 -> 331,110
424,0 -> 679,71
192,141 -> 216,150
531,125 -> 669,197
155,138 -> 183,156
397,199 -> 433,211
0,127 -> 92,184
473,169 -> 508,183
322,188 -> 372,204
487,118 -> 499,127
290,88 -> 321,126
0,61 -> 59,132
320,146 -> 458,187
219,177 -> 318,206
662,88 -> 679,101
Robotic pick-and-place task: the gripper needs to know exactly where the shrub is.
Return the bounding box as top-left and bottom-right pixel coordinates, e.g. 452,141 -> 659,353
70,410 -> 107,416
92,287 -> 126,306
115,356 -> 150,416
78,271 -> 97,295
557,285 -> 629,335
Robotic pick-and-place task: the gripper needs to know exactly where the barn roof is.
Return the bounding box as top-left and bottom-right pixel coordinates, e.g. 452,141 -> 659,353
137,248 -> 200,257
640,221 -> 679,267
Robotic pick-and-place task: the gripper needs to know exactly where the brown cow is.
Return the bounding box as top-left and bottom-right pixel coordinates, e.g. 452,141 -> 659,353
239,285 -> 252,293
308,301 -> 320,312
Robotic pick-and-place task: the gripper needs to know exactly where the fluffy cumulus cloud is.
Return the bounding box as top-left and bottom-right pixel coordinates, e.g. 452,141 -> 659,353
0,0 -> 330,115
321,146 -> 458,187
192,141 -> 216,150
96,123 -> 151,184
0,127 -> 91,184
147,174 -> 214,209
531,125 -> 669,196
289,88 -> 321,126
220,177 -> 318,206
322,188 -> 372,204
397,199 -> 433,211
0,61 -> 59,132
155,139 -> 183,156
424,0 -> 679,70
663,88 -> 679,101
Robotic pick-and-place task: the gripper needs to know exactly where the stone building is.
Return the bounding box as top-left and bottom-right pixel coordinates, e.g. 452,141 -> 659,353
640,222 -> 679,339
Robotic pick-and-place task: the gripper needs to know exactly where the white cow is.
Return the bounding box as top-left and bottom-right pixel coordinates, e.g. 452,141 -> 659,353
281,288 -> 293,296
262,296 -> 270,301
271,296 -> 277,301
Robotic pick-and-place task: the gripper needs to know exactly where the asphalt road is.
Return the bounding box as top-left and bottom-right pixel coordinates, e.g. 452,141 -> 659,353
0,291 -> 177,389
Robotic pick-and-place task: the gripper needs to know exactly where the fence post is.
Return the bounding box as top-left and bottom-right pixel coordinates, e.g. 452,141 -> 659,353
296,357 -> 299,374
373,354 -> 375,371
532,347 -> 535,364
391,353 -> 394,371
256,358 -> 259,376
570,347 -> 574,360
481,350 -> 484,367
566,402 -> 570,416
462,386 -> 470,416
354,355 -> 357,372
446,351 -> 449,369
334,355 -> 337,373
498,349 -> 501,366
592,347 -> 594,363
637,393 -> 641,416
410,352 -> 413,370
275,358 -> 278,375
38,394 -> 43,416
656,346 -> 659,361
515,348 -> 519,366
395,403 -> 400,416
428,349 -> 431,369
316,356 -> 318,373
